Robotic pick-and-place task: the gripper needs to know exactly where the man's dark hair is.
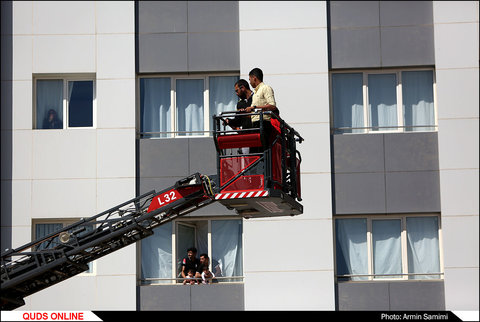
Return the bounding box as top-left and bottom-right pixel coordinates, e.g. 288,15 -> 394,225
199,253 -> 209,259
187,247 -> 197,253
249,68 -> 263,82
235,79 -> 250,89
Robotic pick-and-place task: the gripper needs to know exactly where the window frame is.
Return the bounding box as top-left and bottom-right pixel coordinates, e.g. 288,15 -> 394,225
333,214 -> 444,282
33,74 -> 97,130
138,216 -> 244,285
330,68 -> 438,134
32,218 -> 96,276
137,73 -> 239,138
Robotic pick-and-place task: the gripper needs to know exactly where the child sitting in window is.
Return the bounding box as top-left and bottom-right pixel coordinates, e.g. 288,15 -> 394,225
183,269 -> 197,285
201,266 -> 215,284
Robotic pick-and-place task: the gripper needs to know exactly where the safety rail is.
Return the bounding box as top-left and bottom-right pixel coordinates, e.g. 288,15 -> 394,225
213,110 -> 303,203
141,276 -> 244,285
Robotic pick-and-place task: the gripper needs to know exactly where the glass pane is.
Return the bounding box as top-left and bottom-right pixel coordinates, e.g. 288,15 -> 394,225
35,223 -> 63,250
402,71 -> 435,132
372,219 -> 402,278
176,79 -> 204,136
36,79 -> 63,129
176,223 -> 196,279
209,76 -> 239,131
68,80 -> 93,127
368,74 -> 397,131
331,73 -> 364,134
140,78 -> 171,138
212,220 -> 243,281
407,217 -> 441,279
335,218 -> 368,281
141,222 -> 172,284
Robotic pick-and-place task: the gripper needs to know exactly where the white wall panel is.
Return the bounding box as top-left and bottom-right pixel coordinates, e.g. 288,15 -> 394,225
239,0 -> 333,310
6,0 -> 137,310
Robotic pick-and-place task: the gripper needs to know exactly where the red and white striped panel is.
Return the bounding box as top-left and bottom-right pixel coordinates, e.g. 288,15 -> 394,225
215,190 -> 269,200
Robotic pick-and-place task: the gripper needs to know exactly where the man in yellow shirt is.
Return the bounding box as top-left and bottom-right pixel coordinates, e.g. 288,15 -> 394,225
240,68 -> 279,151
241,68 -> 278,121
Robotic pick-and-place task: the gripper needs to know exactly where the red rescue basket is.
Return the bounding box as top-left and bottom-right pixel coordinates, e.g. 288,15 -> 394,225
213,110 -> 303,218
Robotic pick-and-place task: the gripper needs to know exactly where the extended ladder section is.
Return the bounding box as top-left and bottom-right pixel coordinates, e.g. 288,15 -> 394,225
0,173 -> 215,310
213,110 -> 304,218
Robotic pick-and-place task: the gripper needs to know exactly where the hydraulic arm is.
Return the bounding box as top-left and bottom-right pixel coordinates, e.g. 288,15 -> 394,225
0,173 -> 215,310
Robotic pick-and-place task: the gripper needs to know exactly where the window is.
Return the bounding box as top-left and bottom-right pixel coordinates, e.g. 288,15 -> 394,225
139,75 -> 239,138
34,76 -> 96,129
334,215 -> 442,281
140,218 -> 243,284
33,220 -> 95,274
331,69 -> 436,134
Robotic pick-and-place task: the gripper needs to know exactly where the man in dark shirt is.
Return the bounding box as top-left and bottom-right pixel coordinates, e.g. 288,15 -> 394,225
181,247 -> 200,279
224,79 -> 253,130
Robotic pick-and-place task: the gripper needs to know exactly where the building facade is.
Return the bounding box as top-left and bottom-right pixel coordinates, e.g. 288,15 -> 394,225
1,1 -> 478,311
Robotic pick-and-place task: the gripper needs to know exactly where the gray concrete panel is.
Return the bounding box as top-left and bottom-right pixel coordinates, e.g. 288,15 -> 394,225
187,1 -> 239,32
333,134 -> 385,173
329,1 -> 379,28
380,1 -> 433,27
138,33 -> 188,73
188,31 -> 240,72
138,176 -> 185,196
137,1 -> 240,73
334,172 -> 386,214
380,25 -> 435,67
139,138 -> 189,178
138,284 -> 244,311
330,27 -> 381,69
384,132 -> 439,172
337,281 -> 445,310
190,283 -> 244,310
137,1 -> 187,34
138,284 -> 191,311
385,171 -> 441,213
188,137 -> 217,175
336,282 -> 390,310
389,281 -> 445,310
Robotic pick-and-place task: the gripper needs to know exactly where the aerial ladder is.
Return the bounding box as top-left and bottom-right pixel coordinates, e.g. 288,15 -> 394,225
1,111 -> 303,310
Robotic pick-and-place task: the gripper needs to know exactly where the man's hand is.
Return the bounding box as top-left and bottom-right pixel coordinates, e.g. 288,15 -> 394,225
240,106 -> 255,112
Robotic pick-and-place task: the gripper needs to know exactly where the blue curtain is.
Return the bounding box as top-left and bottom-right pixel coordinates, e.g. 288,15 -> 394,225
36,79 -> 63,129
407,217 -> 440,279
335,218 -> 368,280
368,74 -> 397,131
209,76 -> 239,131
211,220 -> 243,279
140,78 -> 171,138
331,73 -> 364,133
402,71 -> 435,132
372,219 -> 402,278
176,79 -> 204,136
141,222 -> 172,283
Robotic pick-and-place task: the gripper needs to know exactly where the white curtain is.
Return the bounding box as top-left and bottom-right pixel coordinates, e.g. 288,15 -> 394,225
211,220 -> 243,279
368,74 -> 397,131
331,73 -> 364,133
140,78 -> 171,138
407,217 -> 440,279
141,222 -> 172,283
36,79 -> 63,129
372,220 -> 402,278
335,218 -> 368,281
176,79 -> 204,136
402,71 -> 435,132
209,76 -> 238,131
